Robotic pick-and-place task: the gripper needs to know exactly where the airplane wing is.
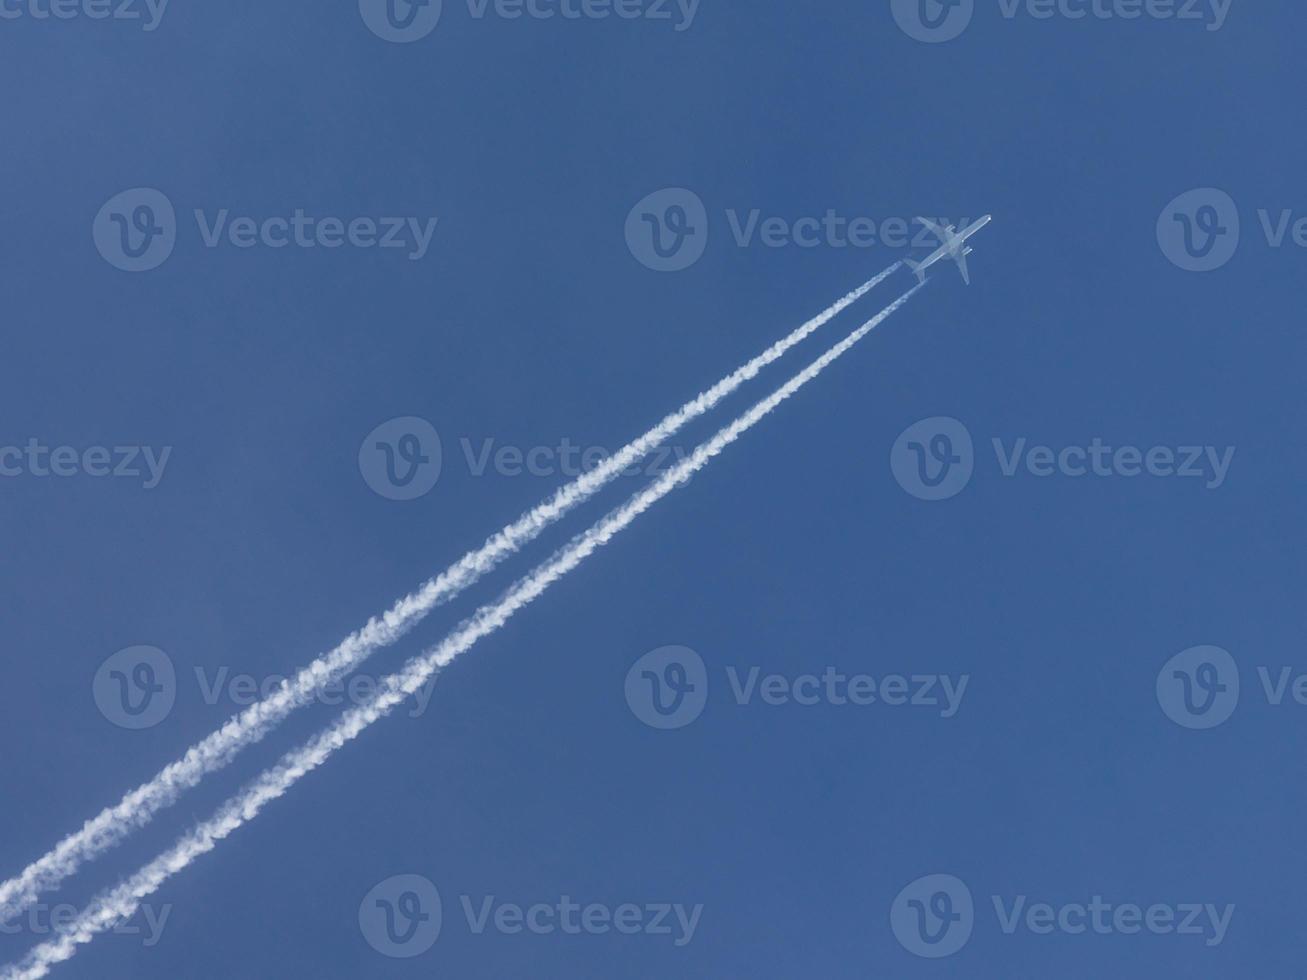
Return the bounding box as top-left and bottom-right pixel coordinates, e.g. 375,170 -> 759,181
914,217 -> 951,243
955,249 -> 971,285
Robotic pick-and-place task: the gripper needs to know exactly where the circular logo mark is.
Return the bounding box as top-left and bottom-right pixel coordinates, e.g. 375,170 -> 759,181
93,645 -> 176,730
1156,188 -> 1240,272
891,0 -> 974,43
93,188 -> 176,273
890,873 -> 974,958
359,0 -> 442,42
359,874 -> 442,958
625,188 -> 709,273
625,645 -> 708,730
359,417 -> 442,500
1157,645 -> 1239,730
891,417 -> 974,501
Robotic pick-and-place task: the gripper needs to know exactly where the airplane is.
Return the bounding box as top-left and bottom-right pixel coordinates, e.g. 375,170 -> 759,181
905,215 -> 992,285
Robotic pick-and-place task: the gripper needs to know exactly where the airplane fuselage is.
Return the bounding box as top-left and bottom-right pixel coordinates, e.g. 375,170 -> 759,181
908,214 -> 992,284
917,215 -> 991,272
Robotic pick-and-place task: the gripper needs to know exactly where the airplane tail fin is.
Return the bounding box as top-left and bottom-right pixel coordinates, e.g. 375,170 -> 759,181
904,258 -> 926,284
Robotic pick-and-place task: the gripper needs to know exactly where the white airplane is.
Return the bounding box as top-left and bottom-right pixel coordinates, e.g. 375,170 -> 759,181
905,215 -> 992,285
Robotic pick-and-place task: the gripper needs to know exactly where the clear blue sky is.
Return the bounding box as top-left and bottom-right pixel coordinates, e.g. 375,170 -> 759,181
2,1 -> 1303,977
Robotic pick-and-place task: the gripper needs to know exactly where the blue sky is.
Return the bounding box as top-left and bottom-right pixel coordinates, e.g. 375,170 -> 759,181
1,1 -> 1303,977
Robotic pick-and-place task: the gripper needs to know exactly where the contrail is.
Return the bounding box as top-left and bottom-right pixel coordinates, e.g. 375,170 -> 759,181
0,281 -> 923,980
0,263 -> 900,925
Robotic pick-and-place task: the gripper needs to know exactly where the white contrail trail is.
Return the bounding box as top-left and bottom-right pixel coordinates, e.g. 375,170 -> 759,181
0,281 -> 923,980
0,263 -> 900,925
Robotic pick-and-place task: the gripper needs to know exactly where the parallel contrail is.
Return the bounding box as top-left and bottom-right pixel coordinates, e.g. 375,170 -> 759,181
0,263 -> 900,925
0,281 -> 923,980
